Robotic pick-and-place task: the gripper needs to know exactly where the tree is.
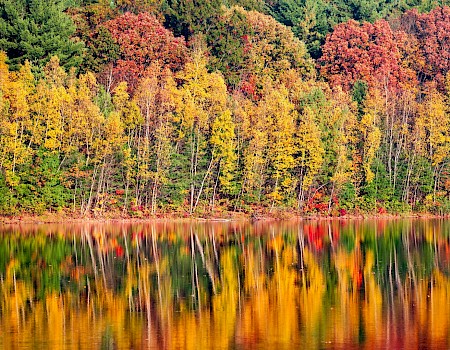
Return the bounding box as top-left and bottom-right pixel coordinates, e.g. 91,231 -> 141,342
68,3 -> 120,74
259,84 -> 297,205
417,89 -> 450,197
103,11 -> 187,91
267,0 -> 348,58
244,8 -> 313,80
162,0 -> 222,38
112,0 -> 163,14
320,19 -> 407,92
266,0 -> 405,58
210,110 -> 237,196
399,7 -> 450,90
161,0 -> 265,39
207,6 -> 314,92
0,0 -> 84,71
235,92 -> 269,204
133,64 -> 176,212
359,113 -> 381,185
295,106 -> 324,207
173,52 -> 229,213
206,7 -> 252,88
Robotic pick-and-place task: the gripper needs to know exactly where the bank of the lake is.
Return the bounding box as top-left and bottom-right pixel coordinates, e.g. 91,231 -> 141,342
0,209 -> 447,225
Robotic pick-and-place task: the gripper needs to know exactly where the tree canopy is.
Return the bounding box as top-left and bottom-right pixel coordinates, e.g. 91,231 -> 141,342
1,1 -> 450,217
0,0 -> 84,70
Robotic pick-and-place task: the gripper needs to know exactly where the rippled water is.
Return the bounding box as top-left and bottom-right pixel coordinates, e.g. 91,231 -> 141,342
0,219 -> 449,349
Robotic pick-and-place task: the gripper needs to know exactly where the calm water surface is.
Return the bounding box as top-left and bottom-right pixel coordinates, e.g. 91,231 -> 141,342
0,219 -> 449,349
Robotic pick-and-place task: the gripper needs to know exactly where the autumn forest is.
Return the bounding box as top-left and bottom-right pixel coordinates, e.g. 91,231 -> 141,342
1,0 -> 450,217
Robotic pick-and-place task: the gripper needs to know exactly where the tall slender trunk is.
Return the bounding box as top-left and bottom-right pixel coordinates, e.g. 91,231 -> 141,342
211,162 -> 221,212
189,131 -> 196,214
83,164 -> 99,215
193,157 -> 215,213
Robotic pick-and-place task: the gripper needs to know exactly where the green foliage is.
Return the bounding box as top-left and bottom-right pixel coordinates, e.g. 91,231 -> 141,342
7,150 -> 71,213
0,2 -> 450,217
351,80 -> 368,116
266,0 -> 341,58
95,85 -> 114,116
80,25 -> 120,74
385,199 -> 411,214
0,173 -> 13,213
0,0 -> 84,71
265,0 -> 439,58
161,0 -> 223,38
338,182 -> 356,210
161,0 -> 265,39
163,152 -> 191,208
206,8 -> 251,88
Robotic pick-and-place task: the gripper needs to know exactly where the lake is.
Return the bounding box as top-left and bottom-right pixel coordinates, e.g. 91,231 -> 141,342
0,219 -> 449,349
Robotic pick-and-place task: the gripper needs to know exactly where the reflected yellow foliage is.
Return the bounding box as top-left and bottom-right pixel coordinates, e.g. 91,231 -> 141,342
362,250 -> 383,348
0,220 -> 450,349
299,248 -> 326,348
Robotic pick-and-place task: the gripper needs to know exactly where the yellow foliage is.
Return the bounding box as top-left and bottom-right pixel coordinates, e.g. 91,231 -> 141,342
260,84 -> 297,201
297,106 -> 324,189
360,113 -> 381,183
210,110 -> 237,192
418,91 -> 450,166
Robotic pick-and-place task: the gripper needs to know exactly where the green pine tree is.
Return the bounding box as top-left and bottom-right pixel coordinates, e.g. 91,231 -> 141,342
0,0 -> 84,71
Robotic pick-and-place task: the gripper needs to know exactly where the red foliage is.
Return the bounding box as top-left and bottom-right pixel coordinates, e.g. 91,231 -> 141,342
115,245 -> 124,258
103,12 -> 187,91
399,7 -> 450,91
305,224 -> 325,251
240,74 -> 257,99
313,202 -> 329,212
304,191 -> 330,214
320,19 -> 407,92
355,270 -> 364,289
377,206 -> 387,214
241,34 -> 251,54
130,205 -> 144,211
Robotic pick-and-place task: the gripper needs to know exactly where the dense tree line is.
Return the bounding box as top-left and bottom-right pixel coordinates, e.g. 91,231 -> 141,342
0,0 -> 450,216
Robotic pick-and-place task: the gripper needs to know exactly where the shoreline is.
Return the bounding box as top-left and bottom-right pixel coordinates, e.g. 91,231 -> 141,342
0,211 -> 448,225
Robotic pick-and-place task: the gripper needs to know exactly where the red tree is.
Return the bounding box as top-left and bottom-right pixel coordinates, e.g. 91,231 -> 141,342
399,7 -> 450,90
319,19 -> 407,92
103,12 -> 187,91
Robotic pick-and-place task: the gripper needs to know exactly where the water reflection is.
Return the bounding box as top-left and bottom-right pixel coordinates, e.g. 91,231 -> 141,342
0,219 -> 449,349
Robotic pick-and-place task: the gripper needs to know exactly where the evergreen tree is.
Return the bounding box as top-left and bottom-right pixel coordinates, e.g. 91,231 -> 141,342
0,0 -> 84,71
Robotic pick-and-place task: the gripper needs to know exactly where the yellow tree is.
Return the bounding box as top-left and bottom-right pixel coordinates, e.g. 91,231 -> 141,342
210,109 -> 237,205
281,73 -> 356,213
0,52 -> 11,176
0,59 -> 34,189
236,93 -> 269,205
359,113 -> 381,184
63,72 -> 109,214
133,69 -> 160,209
296,106 -> 324,208
259,84 -> 297,206
134,65 -> 176,213
82,81 -> 134,214
327,88 -> 358,211
0,51 -> 8,116
112,81 -> 141,209
417,89 -> 450,198
173,51 -> 228,213
32,57 -> 69,152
